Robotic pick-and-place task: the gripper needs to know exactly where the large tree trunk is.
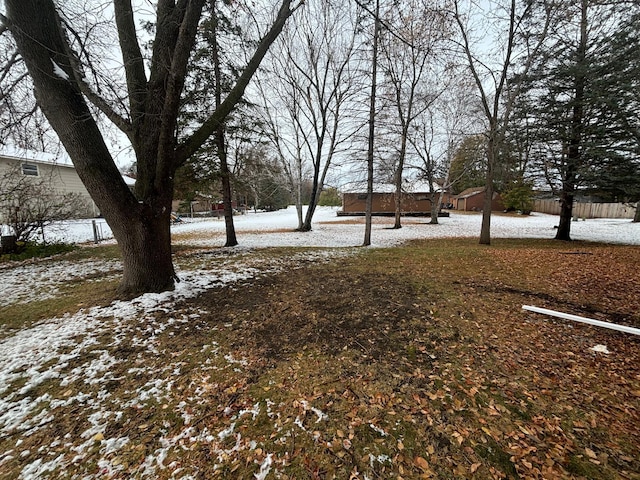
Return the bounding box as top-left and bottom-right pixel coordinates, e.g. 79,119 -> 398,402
634,203 -> 640,223
212,15 -> 237,247
116,207 -> 176,294
363,0 -> 380,247
479,136 -> 495,245
300,179 -> 319,232
555,161 -> 577,241
218,133 -> 238,247
393,126 -> 408,229
429,191 -> 440,225
556,0 -> 586,242
479,184 -> 493,245
301,157 -> 330,232
393,162 -> 403,229
555,185 -> 574,240
295,186 -> 304,230
393,99 -> 411,231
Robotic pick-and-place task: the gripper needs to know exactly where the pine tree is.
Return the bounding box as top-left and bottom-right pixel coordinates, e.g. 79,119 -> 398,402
512,1 -> 640,237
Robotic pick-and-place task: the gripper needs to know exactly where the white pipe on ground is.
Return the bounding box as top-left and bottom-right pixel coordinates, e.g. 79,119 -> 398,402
522,305 -> 640,336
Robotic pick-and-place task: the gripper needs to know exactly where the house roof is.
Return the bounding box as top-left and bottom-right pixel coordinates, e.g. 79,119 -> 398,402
455,186 -> 486,199
341,180 -> 442,194
0,147 -> 74,167
1,147 -> 136,186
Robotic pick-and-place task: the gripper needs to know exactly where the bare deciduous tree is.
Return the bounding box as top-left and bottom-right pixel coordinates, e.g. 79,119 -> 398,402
452,0 -> 553,244
378,0 -> 449,229
258,0 -> 361,232
1,0 -> 299,294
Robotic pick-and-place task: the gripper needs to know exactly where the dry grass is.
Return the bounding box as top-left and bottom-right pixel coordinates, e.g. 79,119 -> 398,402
0,239 -> 639,479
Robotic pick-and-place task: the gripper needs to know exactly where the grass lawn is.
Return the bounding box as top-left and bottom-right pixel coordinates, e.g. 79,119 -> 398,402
0,238 -> 638,479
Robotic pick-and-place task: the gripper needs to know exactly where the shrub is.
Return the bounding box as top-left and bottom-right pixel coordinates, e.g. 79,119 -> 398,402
318,187 -> 342,207
502,181 -> 534,214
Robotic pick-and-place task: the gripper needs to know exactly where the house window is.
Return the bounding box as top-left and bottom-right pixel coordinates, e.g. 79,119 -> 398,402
21,163 -> 39,176
357,194 -> 367,200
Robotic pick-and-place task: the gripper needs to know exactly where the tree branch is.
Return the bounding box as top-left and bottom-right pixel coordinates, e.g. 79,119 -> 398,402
113,0 -> 148,124
156,0 -> 206,182
175,0 -> 301,166
60,18 -> 133,137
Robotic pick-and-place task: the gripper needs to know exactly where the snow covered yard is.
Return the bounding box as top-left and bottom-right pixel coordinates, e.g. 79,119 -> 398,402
38,206 -> 640,247
0,209 -> 639,479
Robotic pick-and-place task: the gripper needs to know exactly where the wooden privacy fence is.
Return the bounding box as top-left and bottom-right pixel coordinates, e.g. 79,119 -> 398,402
533,199 -> 637,219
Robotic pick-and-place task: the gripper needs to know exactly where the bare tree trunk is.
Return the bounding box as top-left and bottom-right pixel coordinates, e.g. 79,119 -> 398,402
218,131 -> 238,247
479,180 -> 493,244
555,183 -> 574,240
296,173 -> 304,230
454,0 -> 551,247
300,168 -> 320,232
117,208 -> 176,294
364,0 -> 380,246
301,155 -> 332,231
479,135 -> 495,245
212,14 -> 237,247
430,192 -> 440,224
393,147 -> 404,229
634,203 -> 640,222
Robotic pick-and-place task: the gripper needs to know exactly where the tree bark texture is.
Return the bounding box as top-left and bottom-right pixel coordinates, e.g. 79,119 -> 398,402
429,191 -> 441,224
218,134 -> 238,247
5,0 -> 179,293
555,182 -> 575,240
479,134 -> 495,245
211,13 -> 238,247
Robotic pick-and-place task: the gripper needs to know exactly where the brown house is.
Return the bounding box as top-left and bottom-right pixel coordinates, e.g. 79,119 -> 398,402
454,187 -> 504,212
340,181 -> 455,216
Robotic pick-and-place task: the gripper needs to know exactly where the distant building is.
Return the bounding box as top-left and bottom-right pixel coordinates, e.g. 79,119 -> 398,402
339,180 -> 455,216
0,148 -> 135,219
454,186 -> 504,212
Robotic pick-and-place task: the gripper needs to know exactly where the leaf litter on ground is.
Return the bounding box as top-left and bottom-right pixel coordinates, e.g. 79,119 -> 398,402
0,211 -> 639,479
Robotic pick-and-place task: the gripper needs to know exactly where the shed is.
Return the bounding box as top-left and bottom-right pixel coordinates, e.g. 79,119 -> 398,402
454,186 -> 504,212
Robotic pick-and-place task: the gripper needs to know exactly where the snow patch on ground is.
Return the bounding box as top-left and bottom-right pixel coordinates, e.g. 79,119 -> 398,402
0,246 -> 352,478
590,344 -> 610,354
0,259 -> 122,307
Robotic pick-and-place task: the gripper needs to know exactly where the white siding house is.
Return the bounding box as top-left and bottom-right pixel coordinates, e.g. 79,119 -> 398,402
0,148 -> 135,220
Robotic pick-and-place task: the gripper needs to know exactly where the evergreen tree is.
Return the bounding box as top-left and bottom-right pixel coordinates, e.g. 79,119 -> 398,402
586,10 -> 640,203
512,1 -> 640,237
448,135 -> 487,194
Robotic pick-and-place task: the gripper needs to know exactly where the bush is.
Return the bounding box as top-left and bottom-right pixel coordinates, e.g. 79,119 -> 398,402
318,187 -> 342,207
502,182 -> 534,214
1,163 -> 89,243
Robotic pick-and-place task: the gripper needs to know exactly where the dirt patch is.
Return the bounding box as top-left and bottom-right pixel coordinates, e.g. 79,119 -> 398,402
189,267 -> 430,362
